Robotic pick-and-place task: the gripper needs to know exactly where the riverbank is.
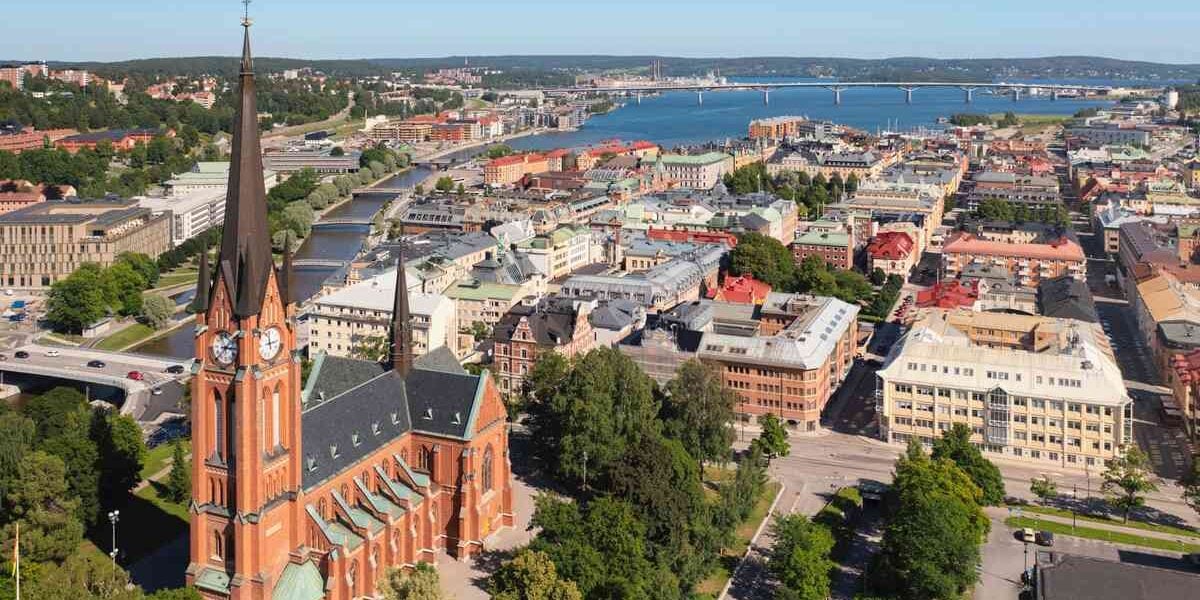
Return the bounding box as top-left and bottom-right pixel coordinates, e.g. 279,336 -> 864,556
413,127 -> 552,163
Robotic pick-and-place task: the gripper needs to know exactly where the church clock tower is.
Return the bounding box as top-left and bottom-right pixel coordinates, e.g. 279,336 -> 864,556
187,13 -> 304,599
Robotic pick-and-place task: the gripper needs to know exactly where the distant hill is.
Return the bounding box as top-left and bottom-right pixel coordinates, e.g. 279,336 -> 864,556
20,55 -> 1200,83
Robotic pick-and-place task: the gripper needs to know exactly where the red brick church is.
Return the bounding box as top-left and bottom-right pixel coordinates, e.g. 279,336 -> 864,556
186,17 -> 513,600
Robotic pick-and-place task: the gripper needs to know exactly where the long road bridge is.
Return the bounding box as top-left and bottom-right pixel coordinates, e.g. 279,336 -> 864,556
312,217 -> 372,227
540,81 -> 1137,106
291,258 -> 349,268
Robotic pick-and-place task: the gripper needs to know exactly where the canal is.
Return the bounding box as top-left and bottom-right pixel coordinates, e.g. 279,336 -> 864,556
132,167 -> 434,359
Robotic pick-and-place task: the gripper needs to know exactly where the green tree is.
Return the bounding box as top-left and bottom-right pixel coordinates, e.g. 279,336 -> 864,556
930,423 -> 1006,505
662,359 -> 735,464
46,263 -> 109,332
1184,460 -> 1200,518
0,451 -> 84,563
1101,447 -> 1158,523
147,588 -> 205,600
116,252 -> 160,287
41,407 -> 101,526
0,411 -> 35,504
729,232 -> 796,289
869,440 -> 987,600
380,563 -> 446,600
1030,476 -> 1058,506
163,439 -> 191,504
24,386 -> 87,441
526,348 -> 659,492
769,514 -> 836,600
350,334 -> 390,362
435,176 -> 455,192
487,144 -> 516,159
607,435 -> 705,560
976,198 -> 1015,222
751,413 -> 790,461
870,267 -> 887,286
94,410 -> 147,509
102,261 -> 148,316
490,548 -> 584,600
330,146 -> 346,157
141,293 -> 176,329
22,549 -> 142,599
280,201 -> 315,239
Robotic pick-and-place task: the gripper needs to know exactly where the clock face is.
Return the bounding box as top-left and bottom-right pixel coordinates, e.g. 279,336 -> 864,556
211,331 -> 238,365
259,327 -> 283,361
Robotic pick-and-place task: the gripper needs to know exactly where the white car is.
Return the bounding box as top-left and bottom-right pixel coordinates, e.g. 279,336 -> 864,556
44,349 -> 60,357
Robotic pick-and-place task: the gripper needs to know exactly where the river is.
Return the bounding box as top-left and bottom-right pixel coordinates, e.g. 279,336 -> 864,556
132,167 -> 433,359
506,78 -> 1122,150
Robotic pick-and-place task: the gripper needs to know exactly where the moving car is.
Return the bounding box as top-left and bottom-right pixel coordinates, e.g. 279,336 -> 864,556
44,349 -> 60,357
87,359 -> 106,368
14,351 -> 28,359
1019,527 -> 1036,543
1036,530 -> 1054,546
127,370 -> 144,381
165,364 -> 186,374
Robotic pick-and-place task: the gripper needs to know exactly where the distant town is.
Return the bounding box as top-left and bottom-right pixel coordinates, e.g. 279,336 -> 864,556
4,15 -> 1200,600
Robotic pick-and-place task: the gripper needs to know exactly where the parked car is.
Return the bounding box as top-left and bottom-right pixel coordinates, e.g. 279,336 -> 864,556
87,359 -> 106,368
1019,527 -> 1036,543
44,349 -> 60,357
14,351 -> 28,359
1036,531 -> 1055,546
0,353 -> 7,362
165,364 -> 186,374
127,370 -> 143,381
1185,553 -> 1200,569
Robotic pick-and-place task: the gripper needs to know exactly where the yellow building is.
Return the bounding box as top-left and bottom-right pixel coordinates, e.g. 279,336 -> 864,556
876,310 -> 1131,471
0,197 -> 171,288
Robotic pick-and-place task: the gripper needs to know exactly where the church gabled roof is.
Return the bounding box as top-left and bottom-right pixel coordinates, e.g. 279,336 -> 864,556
299,349 -> 485,490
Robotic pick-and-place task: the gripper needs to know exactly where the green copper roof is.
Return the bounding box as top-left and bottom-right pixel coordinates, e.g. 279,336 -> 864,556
794,230 -> 850,247
445,280 -> 521,302
195,568 -> 232,594
273,561 -> 325,600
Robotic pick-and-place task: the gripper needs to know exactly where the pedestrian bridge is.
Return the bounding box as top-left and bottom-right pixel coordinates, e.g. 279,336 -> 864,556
291,258 -> 349,268
313,217 -> 371,227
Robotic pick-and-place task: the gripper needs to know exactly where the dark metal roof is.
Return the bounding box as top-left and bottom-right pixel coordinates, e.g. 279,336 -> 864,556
493,298 -> 581,345
306,355 -> 387,403
1037,276 -> 1098,323
405,368 -> 479,439
218,22 -> 274,318
301,370 -> 410,490
1036,552 -> 1199,600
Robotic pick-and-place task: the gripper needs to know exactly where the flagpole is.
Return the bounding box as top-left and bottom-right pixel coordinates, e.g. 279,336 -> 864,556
14,521 -> 19,600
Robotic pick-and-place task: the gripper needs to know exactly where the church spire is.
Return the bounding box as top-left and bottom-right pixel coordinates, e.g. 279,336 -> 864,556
193,248 -> 211,313
391,250 -> 413,376
218,11 -> 272,318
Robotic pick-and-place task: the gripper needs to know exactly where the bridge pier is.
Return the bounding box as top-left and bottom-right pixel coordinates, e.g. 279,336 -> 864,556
697,90 -> 703,106
1011,88 -> 1021,102
900,86 -> 915,104
961,87 -> 976,103
636,91 -> 641,105
828,86 -> 846,105
1051,89 -> 1058,101
763,89 -> 769,105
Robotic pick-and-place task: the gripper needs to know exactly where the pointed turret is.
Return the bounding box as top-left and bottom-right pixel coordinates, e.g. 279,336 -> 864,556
193,249 -> 211,313
218,18 -> 272,318
390,253 -> 413,376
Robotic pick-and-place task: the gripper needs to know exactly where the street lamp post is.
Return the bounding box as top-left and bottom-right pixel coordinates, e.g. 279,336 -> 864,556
107,510 -> 120,571
1071,485 -> 1078,530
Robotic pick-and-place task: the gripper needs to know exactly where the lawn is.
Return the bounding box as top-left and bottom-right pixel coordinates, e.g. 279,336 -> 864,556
1005,516 -> 1200,554
1012,503 -> 1200,540
141,438 -> 191,480
155,270 -> 199,289
95,323 -> 157,351
694,480 -> 783,597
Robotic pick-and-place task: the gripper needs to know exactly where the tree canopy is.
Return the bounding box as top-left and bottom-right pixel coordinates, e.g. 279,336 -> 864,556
930,423 -> 1005,505
662,359 -> 736,464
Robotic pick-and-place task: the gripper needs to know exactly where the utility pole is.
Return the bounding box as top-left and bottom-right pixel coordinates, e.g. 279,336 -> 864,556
107,510 -> 120,572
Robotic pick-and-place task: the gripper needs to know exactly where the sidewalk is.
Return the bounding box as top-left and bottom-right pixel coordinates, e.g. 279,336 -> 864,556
988,506 -> 1197,543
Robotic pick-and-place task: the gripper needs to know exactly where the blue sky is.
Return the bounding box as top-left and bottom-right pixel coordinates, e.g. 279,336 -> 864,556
4,1 -> 1199,63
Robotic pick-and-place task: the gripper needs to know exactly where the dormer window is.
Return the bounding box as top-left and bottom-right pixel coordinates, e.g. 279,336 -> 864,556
372,422 -> 381,435
452,412 -> 462,425
390,411 -> 399,425
329,445 -> 339,459
352,433 -> 361,447
423,408 -> 434,420
306,455 -> 317,472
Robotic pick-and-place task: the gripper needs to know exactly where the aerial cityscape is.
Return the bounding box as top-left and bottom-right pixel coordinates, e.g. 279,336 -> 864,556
3,2 -> 1200,600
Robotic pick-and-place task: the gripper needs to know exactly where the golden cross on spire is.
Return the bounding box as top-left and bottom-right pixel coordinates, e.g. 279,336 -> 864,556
242,0 -> 253,27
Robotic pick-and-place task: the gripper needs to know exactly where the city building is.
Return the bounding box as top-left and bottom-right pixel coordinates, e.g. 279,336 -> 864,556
187,24 -> 512,600
767,150 -> 886,181
1034,551 -> 1199,600
56,128 -> 167,153
514,224 -> 595,278
165,161 -> 278,196
137,189 -> 228,245
659,152 -> 735,189
0,66 -> 25,90
1066,123 -> 1153,147
559,245 -> 723,311
308,268 -> 459,359
792,221 -> 853,270
444,278 -> 524,333
942,230 -> 1086,288
262,151 -> 360,174
866,231 -> 916,278
0,197 -> 171,288
748,116 -> 807,140
966,171 -> 1061,210
492,296 -> 596,395
0,124 -> 76,154
484,152 -> 551,187
876,309 -> 1131,470
707,274 -> 772,304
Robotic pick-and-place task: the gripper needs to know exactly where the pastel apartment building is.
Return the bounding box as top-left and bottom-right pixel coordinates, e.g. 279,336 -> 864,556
877,310 -> 1131,471
659,152 -> 735,190
492,296 -> 596,395
942,230 -> 1086,288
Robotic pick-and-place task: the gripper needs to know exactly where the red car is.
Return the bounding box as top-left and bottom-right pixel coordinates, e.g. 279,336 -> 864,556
127,370 -> 144,381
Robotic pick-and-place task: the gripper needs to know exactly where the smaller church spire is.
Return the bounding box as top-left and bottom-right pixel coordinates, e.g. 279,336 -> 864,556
193,249 -> 211,313
390,247 -> 413,376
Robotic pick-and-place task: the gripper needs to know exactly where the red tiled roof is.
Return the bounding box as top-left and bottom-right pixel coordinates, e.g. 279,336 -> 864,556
916,280 -> 979,309
867,231 -> 914,260
708,275 -> 772,304
943,232 -> 1085,262
646,228 -> 738,247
